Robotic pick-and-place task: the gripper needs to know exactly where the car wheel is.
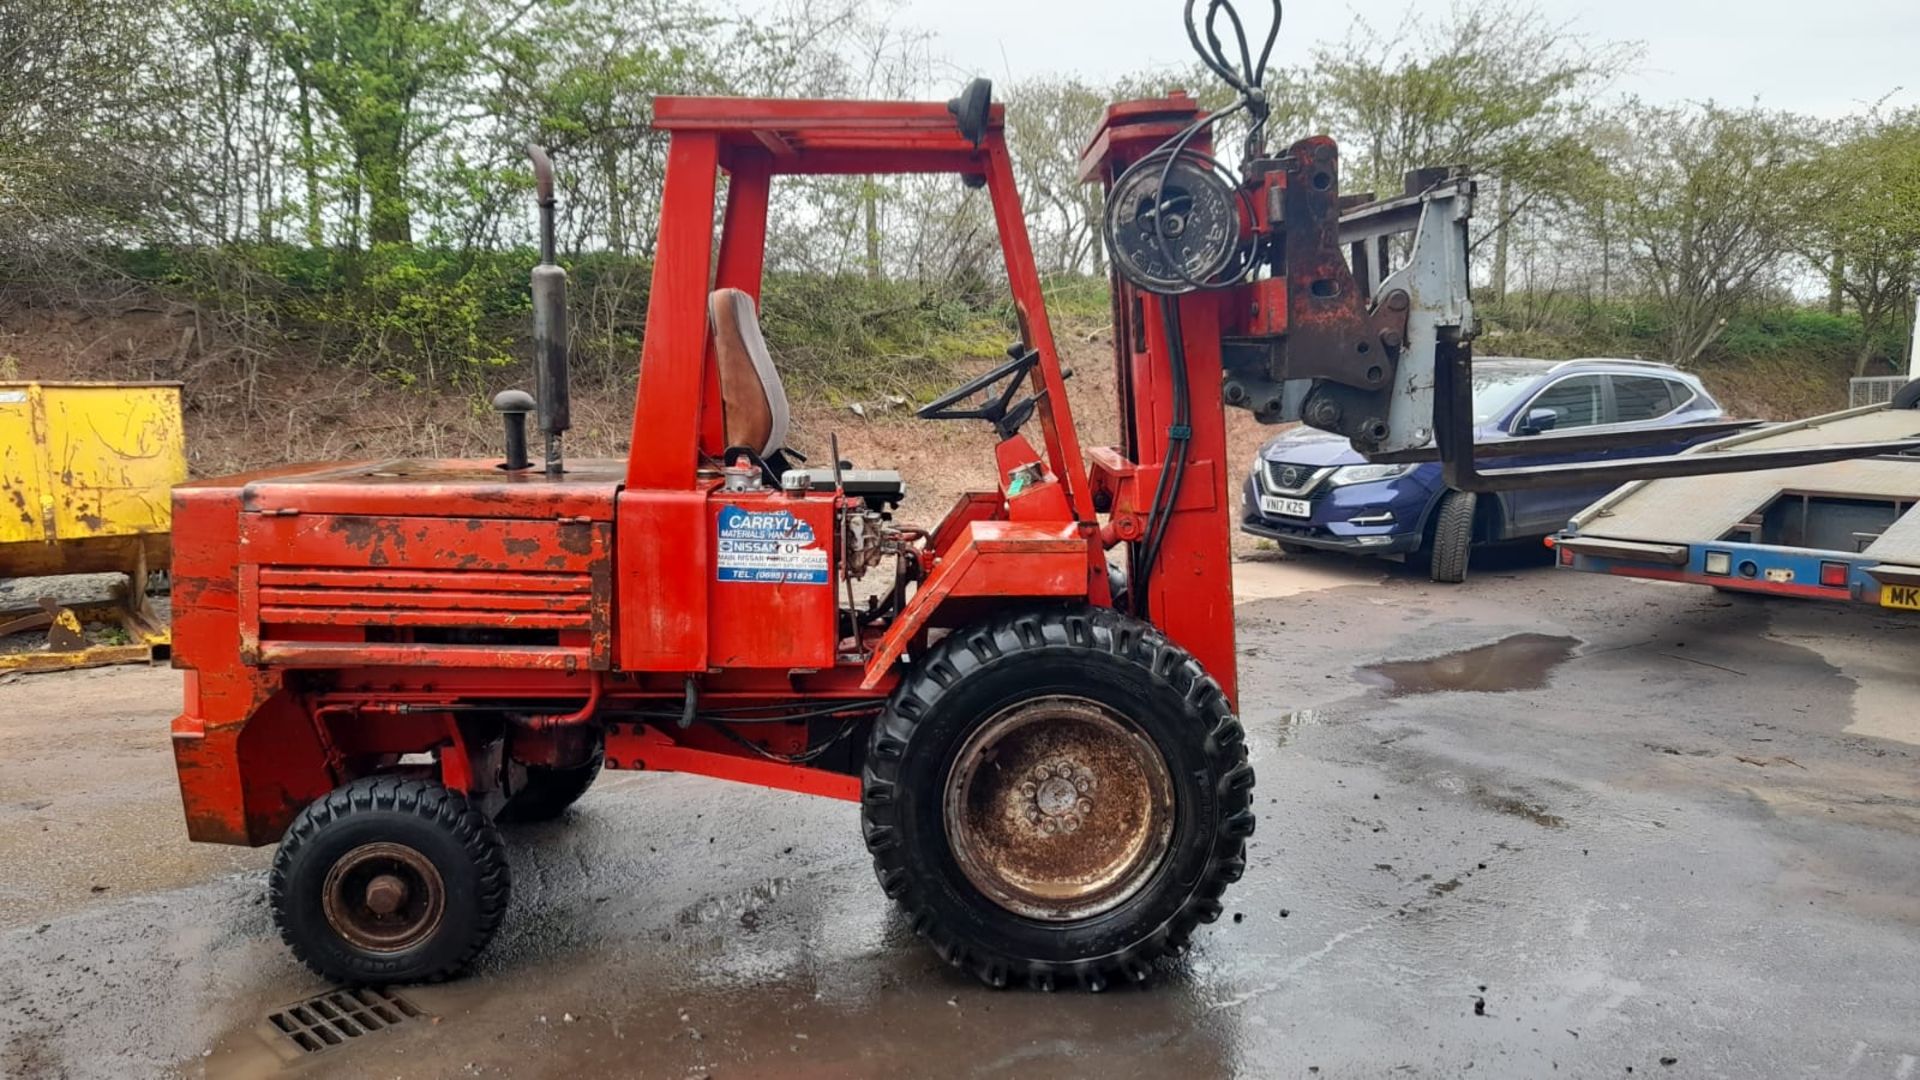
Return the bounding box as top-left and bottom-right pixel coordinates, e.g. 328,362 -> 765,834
1425,490 -> 1476,584
1892,379 -> 1920,410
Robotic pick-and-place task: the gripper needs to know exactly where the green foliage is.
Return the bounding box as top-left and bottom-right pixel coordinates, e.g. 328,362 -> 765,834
1791,108 -> 1920,373
1479,293 -> 1906,369
245,0 -> 490,245
298,246 -> 521,385
1607,102 -> 1811,363
92,243 -> 1017,397
758,273 -> 1003,400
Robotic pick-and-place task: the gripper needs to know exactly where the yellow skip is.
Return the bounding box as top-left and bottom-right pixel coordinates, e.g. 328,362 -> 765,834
1,381 -> 185,673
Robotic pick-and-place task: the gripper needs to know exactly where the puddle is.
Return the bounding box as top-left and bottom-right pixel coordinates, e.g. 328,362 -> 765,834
675,876 -> 792,927
1274,707 -> 1325,747
1471,786 -> 1568,829
1357,634 -> 1580,697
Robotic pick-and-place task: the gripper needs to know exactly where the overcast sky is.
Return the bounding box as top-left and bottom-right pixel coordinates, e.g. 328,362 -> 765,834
884,0 -> 1918,119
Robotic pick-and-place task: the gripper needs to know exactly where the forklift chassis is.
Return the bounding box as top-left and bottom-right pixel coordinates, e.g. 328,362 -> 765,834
172,90 -> 1278,989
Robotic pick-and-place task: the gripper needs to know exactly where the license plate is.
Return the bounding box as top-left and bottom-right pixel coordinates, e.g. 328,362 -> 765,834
1882,584 -> 1920,610
1260,495 -> 1312,519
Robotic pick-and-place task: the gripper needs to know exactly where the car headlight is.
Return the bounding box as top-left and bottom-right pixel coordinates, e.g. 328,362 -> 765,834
1326,463 -> 1414,487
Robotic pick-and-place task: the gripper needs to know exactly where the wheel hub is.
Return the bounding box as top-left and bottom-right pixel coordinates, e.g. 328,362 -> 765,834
945,696 -> 1175,921
363,874 -> 409,916
321,842 -> 446,953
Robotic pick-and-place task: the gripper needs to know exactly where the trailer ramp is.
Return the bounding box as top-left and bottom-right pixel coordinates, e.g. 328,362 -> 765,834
1558,403 -> 1920,608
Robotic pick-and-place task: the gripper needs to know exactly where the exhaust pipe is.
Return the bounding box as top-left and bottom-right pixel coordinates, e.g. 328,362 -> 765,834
528,146 -> 570,477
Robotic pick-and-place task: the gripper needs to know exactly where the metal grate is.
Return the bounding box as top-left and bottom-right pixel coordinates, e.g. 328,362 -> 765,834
1849,375 -> 1907,410
264,988 -> 423,1055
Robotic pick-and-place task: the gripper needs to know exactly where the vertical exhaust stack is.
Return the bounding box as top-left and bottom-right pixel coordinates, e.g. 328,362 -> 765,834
528,146 -> 571,477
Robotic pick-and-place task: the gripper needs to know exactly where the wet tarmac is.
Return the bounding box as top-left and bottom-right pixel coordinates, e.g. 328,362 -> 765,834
3,554 -> 1919,1078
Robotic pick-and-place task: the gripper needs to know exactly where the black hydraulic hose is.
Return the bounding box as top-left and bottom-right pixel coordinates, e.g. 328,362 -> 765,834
1108,0 -> 1282,295
1117,0 -> 1280,610
1133,296 -> 1195,613
1185,0 -> 1281,160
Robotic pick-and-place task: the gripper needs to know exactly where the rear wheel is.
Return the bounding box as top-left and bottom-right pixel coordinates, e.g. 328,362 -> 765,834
1892,378 -> 1920,410
270,777 -> 510,985
1425,489 -> 1477,584
862,606 -> 1254,990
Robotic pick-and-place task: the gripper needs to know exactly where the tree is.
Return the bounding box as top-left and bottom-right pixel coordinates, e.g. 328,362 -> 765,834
487,0 -> 728,256
1004,78 -> 1110,277
1309,3 -> 1638,299
0,0 -> 172,259
1612,102 -> 1809,365
246,0 -> 490,246
1794,110 -> 1920,375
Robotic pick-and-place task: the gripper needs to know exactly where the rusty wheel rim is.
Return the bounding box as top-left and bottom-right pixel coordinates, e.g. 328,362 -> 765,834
320,842 -> 447,953
944,695 -> 1175,921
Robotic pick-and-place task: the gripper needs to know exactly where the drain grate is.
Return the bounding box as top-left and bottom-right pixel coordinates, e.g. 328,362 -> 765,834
264,987 -> 424,1055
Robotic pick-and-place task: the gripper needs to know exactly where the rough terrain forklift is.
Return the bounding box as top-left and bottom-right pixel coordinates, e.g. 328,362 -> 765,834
169,0 -> 1919,990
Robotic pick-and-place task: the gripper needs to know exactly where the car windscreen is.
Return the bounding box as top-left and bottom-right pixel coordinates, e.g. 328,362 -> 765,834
1472,368 -> 1549,423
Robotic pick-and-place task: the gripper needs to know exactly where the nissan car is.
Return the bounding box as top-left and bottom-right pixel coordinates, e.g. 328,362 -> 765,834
1242,357 -> 1727,582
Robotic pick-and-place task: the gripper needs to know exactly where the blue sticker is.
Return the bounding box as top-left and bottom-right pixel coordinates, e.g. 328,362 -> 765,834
716,505 -> 830,585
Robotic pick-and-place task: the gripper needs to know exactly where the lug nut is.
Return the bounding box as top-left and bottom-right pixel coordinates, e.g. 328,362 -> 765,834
364,874 -> 408,916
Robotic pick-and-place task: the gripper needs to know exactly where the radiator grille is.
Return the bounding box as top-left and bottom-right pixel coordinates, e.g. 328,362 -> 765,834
256,567 -> 593,631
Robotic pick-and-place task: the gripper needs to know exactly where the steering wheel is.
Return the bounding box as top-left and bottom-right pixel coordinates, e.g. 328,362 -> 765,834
917,343 -> 1044,438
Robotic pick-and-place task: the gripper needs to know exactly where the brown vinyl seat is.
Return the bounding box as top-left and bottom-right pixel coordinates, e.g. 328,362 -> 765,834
709,287 -> 791,459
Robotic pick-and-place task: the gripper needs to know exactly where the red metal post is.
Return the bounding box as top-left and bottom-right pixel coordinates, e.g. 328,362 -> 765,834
982,137 -> 1095,523
702,151 -> 774,458
628,132 -> 720,489
1078,97 -> 1239,704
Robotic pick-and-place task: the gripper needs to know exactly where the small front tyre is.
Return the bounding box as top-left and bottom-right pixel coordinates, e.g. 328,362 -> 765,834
270,777 -> 510,985
862,606 -> 1254,990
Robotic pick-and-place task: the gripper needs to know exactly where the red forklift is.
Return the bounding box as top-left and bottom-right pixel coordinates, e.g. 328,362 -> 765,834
168,1 -> 1917,990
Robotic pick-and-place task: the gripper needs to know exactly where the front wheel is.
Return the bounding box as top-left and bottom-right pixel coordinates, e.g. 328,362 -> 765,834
1424,489 -> 1477,584
270,777 -> 510,985
861,607 -> 1254,990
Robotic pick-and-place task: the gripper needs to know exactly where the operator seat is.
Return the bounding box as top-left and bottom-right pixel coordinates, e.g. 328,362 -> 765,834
708,287 -> 906,509
710,287 -> 791,459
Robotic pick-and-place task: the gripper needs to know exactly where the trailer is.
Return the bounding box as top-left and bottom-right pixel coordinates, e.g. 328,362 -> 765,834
1554,390 -> 1920,611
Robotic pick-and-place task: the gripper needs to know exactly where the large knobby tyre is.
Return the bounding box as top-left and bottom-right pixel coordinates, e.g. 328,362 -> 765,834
498,737 -> 604,823
270,777 -> 510,985
861,606 -> 1255,991
1425,489 -> 1477,584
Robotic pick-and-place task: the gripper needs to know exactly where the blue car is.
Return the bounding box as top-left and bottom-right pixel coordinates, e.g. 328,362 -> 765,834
1241,358 -> 1726,582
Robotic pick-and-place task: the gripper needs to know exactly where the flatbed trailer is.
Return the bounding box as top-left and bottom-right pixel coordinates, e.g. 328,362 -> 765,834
1555,398 -> 1920,613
